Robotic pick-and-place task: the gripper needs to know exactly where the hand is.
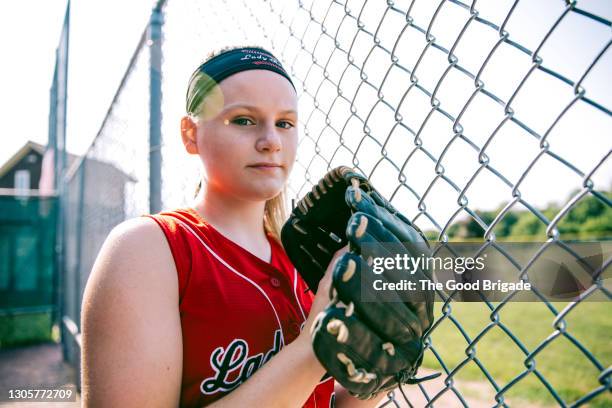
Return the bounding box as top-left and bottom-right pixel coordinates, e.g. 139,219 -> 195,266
298,245 -> 349,343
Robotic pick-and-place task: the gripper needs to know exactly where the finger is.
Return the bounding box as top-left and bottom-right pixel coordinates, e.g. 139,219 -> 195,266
345,186 -> 430,257
347,212 -> 431,284
346,212 -> 403,259
331,251 -> 425,341
311,306 -> 422,398
345,213 -> 435,331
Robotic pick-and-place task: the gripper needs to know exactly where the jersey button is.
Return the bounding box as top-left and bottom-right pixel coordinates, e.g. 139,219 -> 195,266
270,277 -> 281,288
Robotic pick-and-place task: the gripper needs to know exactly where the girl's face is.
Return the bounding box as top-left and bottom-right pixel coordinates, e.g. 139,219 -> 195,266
184,69 -> 298,202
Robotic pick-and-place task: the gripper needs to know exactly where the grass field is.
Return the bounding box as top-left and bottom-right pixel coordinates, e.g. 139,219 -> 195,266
422,302 -> 611,407
0,311 -> 55,349
0,306 -> 609,407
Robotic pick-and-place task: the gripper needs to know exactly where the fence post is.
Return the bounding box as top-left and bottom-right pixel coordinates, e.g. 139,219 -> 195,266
53,0 -> 70,361
149,5 -> 163,214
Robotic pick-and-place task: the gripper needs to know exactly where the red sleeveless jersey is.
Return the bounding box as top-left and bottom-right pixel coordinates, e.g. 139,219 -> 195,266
144,208 -> 335,407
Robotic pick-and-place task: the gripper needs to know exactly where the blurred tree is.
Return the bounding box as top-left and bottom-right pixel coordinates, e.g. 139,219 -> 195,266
509,212 -> 544,237
424,191 -> 610,241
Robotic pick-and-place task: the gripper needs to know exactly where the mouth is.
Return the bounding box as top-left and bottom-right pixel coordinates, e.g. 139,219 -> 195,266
247,162 -> 283,169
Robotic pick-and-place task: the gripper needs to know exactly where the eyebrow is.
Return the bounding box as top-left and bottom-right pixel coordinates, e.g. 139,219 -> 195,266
222,103 -> 297,115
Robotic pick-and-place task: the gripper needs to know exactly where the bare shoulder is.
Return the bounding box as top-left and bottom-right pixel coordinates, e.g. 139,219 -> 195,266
105,216 -> 172,260
81,216 -> 182,407
90,216 -> 177,286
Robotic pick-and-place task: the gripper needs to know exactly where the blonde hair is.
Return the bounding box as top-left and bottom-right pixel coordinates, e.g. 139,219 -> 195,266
189,45 -> 292,244
264,189 -> 288,243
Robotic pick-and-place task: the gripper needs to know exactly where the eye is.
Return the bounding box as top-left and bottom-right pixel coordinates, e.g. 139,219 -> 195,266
231,117 -> 255,126
276,120 -> 294,129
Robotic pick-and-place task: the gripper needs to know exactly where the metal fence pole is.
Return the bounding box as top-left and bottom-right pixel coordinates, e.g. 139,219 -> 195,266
53,0 -> 70,360
149,5 -> 163,214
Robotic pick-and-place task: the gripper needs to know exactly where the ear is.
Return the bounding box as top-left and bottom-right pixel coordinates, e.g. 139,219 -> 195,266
181,116 -> 199,155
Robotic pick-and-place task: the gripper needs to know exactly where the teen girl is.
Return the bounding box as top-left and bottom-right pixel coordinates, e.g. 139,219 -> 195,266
81,46 -> 387,408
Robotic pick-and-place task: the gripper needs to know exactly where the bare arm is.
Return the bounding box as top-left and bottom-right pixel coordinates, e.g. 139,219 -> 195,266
81,217 -> 183,407
207,335 -> 326,408
334,382 -> 387,408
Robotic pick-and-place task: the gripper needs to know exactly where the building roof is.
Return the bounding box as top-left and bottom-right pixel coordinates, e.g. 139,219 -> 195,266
0,140 -> 78,180
0,141 -> 47,179
1,140 -> 137,187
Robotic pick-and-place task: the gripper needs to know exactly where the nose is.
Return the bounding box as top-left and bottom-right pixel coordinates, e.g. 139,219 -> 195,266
255,122 -> 282,153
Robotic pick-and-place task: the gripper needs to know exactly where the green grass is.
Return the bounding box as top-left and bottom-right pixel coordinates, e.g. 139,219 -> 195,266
422,302 -> 611,407
0,311 -> 56,349
0,307 -> 608,406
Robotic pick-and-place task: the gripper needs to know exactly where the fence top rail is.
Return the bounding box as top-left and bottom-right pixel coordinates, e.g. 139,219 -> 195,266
0,188 -> 58,197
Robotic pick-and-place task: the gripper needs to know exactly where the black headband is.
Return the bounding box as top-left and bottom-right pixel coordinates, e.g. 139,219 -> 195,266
186,47 -> 295,114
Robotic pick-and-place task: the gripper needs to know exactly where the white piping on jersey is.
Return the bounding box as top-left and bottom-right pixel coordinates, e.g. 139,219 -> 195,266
313,377 -> 335,408
174,218 -> 286,347
292,268 -> 307,322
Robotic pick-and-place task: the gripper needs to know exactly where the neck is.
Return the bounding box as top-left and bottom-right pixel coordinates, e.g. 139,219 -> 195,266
192,182 -> 268,248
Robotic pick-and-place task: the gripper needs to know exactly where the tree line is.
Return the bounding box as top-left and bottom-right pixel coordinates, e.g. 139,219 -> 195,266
427,190 -> 611,241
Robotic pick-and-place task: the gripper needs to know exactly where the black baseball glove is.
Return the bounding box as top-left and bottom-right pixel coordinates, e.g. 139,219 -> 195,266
281,166 -> 438,400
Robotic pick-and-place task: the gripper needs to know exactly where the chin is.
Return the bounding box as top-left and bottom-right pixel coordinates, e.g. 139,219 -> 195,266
245,182 -> 284,202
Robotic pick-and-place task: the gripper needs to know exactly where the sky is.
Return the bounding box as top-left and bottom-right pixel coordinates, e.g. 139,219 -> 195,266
0,0 -> 153,165
0,0 -> 610,232
0,0 -> 66,164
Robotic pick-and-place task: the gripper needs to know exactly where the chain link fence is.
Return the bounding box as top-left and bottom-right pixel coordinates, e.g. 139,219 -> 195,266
56,0 -> 611,406
58,25 -> 150,383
